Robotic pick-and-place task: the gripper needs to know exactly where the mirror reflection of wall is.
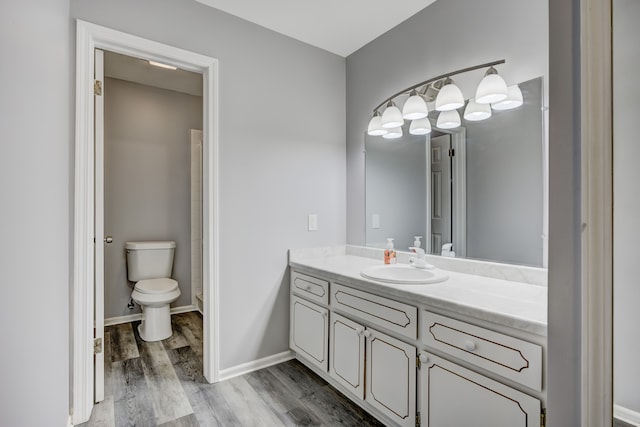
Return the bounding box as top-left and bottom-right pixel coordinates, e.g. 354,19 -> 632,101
365,77 -> 544,267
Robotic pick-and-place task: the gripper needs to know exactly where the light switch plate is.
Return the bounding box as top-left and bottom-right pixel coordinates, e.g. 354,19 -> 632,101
372,214 -> 380,229
308,214 -> 318,231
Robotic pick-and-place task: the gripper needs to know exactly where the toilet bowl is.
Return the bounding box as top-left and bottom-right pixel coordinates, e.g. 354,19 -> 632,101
125,241 -> 181,342
131,278 -> 181,341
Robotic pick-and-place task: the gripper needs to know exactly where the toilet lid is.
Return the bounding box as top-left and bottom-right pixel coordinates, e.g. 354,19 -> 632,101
135,278 -> 178,294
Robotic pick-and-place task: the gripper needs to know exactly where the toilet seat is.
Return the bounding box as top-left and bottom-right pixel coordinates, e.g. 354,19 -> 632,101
134,278 -> 178,294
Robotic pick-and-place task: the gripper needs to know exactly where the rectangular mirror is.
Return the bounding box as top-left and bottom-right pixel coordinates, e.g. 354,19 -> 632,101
365,77 -> 544,267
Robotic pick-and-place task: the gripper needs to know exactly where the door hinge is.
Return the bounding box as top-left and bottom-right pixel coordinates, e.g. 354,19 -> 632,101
416,412 -> 421,427
416,356 -> 421,369
94,337 -> 103,354
449,148 -> 455,157
94,80 -> 102,96
540,408 -> 546,427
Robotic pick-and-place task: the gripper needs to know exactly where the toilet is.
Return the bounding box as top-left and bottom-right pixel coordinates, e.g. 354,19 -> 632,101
125,241 -> 181,342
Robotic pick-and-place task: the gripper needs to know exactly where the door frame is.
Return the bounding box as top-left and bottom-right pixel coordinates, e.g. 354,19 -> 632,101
72,20 -> 220,424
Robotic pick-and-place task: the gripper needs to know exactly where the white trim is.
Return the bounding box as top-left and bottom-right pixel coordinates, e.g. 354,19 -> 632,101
580,0 -> 613,425
67,415 -> 74,427
72,20 -> 221,425
615,405 -> 640,426
450,128 -> 466,258
219,351 -> 295,381
104,305 -> 198,327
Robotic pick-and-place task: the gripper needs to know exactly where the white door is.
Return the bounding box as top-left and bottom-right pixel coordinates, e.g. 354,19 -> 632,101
430,134 -> 452,255
290,295 -> 328,371
93,48 -> 105,403
365,328 -> 416,427
330,313 -> 365,399
420,352 -> 541,427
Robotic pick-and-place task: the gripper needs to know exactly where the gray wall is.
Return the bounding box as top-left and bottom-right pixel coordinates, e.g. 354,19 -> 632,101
346,0 -> 548,247
104,77 -> 202,318
613,0 -> 640,415
71,0 -> 347,370
0,0 -> 71,425
365,128 -> 427,251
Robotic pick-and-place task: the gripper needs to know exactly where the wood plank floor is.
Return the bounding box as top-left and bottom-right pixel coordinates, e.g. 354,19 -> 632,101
80,312 -> 384,427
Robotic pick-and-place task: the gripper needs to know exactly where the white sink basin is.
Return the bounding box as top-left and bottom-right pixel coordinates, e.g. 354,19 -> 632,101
360,264 -> 449,285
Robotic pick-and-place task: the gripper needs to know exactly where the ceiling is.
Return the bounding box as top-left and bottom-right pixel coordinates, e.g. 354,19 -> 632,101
194,0 -> 438,57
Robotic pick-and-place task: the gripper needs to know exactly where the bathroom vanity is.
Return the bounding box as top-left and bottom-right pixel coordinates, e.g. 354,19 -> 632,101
289,246 -> 547,427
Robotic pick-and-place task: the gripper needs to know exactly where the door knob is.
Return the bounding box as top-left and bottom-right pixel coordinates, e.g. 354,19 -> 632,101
104,236 -> 113,244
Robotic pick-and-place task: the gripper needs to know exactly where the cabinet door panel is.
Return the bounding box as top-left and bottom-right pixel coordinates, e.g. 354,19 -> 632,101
421,353 -> 540,427
290,296 -> 328,371
330,313 -> 365,399
366,328 -> 416,427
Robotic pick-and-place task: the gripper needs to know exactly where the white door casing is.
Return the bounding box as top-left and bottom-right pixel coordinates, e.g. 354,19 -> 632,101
93,48 -> 105,404
73,20 -> 220,424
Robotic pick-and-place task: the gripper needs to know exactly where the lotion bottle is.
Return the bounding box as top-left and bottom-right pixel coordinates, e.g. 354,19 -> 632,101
384,238 -> 397,264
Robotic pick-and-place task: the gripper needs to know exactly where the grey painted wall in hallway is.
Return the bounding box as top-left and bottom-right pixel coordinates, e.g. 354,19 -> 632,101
613,0 -> 640,415
71,0 -> 347,370
345,0 -> 548,247
104,77 -> 202,318
0,0 -> 71,424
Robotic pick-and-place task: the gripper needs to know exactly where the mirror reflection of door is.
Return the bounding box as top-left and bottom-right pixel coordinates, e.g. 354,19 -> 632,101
430,134 -> 452,255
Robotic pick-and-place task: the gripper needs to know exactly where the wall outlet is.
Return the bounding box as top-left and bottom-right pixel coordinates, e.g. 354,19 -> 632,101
308,214 -> 318,231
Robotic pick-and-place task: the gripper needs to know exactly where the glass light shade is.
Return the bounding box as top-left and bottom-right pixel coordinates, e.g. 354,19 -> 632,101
463,99 -> 492,121
409,117 -> 432,135
381,103 -> 404,128
436,110 -> 461,129
435,82 -> 464,111
402,93 -> 428,120
491,85 -> 523,110
475,73 -> 508,104
382,127 -> 403,139
367,114 -> 388,136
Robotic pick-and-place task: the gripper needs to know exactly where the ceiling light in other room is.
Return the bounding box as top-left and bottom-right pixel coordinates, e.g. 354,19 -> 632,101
492,85 -> 524,110
437,110 -> 461,129
475,67 -> 508,104
149,60 -> 177,70
435,78 -> 464,111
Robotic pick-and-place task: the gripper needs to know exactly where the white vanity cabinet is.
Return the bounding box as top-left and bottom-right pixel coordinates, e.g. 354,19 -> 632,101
330,312 -> 365,399
419,352 -> 540,427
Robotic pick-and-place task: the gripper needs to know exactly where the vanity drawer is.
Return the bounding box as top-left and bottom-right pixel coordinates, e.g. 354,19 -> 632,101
422,311 -> 542,391
291,271 -> 329,304
331,283 -> 417,340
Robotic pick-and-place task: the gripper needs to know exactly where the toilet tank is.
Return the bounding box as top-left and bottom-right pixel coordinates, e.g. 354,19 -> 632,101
125,241 -> 176,281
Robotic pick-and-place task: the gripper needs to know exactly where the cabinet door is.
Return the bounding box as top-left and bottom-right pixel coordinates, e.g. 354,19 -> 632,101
365,328 -> 416,427
330,313 -> 365,399
420,352 -> 541,427
290,295 -> 328,371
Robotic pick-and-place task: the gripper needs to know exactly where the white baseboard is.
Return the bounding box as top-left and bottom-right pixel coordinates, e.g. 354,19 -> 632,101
615,404 -> 640,426
104,305 -> 198,326
219,350 -> 294,382
68,415 -> 74,427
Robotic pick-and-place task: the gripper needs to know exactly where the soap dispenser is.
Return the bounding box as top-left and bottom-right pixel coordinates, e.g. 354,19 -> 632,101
384,238 -> 397,265
413,236 -> 423,249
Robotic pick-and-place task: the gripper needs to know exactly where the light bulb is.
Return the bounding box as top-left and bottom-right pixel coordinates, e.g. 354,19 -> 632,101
463,99 -> 492,121
409,117 -> 432,135
402,91 -> 428,120
435,79 -> 464,111
436,110 -> 461,129
381,102 -> 404,128
382,127 -> 403,139
367,112 -> 388,136
475,67 -> 508,104
491,85 -> 523,110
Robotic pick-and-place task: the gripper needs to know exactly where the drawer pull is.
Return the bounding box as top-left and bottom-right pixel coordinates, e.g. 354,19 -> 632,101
464,340 -> 477,351
356,328 -> 364,337
419,352 -> 429,363
364,330 -> 373,339
305,283 -> 312,290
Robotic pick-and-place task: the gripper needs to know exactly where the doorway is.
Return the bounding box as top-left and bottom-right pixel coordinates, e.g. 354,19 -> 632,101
72,20 -> 220,425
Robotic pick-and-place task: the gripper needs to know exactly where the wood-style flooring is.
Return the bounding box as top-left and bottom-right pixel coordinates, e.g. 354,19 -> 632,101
80,312 -> 384,427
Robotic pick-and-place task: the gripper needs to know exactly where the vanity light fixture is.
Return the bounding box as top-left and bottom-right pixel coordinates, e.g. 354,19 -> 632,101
402,89 -> 429,120
148,60 -> 178,70
368,59 -> 523,139
367,111 -> 388,136
409,117 -> 432,135
435,78 -> 465,112
381,101 -> 404,129
463,98 -> 492,121
475,66 -> 508,104
436,110 -> 461,129
382,126 -> 403,139
491,84 -> 523,110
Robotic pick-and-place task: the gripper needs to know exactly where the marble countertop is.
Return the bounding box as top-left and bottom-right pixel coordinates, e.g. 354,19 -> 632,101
289,248 -> 547,336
